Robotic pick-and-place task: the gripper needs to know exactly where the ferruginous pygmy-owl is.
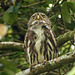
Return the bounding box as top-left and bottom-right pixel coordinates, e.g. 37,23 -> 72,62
24,12 -> 57,65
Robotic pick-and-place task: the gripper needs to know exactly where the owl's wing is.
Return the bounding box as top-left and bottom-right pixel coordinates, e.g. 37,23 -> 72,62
44,28 -> 57,59
24,30 -> 36,49
24,30 -> 36,64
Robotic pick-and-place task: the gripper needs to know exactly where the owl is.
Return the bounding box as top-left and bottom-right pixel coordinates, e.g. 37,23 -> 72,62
24,12 -> 57,66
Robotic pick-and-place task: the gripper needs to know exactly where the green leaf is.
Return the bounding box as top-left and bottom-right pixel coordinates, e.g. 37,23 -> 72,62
1,68 -> 15,75
67,67 -> 75,75
3,2 -> 21,25
52,25 -> 57,32
66,21 -> 75,30
61,2 -> 71,23
0,59 -> 19,72
8,2 -> 21,13
0,59 -> 20,75
67,2 -> 75,12
3,12 -> 18,25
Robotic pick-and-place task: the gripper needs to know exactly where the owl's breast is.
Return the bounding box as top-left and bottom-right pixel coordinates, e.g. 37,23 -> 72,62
33,27 -> 45,41
33,28 -> 46,61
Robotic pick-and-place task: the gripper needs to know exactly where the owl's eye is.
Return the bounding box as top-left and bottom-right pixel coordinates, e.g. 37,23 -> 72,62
29,24 -> 32,27
32,17 -> 35,19
42,15 -> 46,18
32,16 -> 35,20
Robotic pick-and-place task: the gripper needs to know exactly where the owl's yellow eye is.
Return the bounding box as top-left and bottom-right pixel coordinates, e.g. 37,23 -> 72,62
32,17 -> 35,19
32,16 -> 35,20
42,15 -> 46,18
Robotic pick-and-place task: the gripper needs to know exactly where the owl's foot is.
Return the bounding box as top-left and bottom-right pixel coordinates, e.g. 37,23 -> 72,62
30,63 -> 37,71
38,60 -> 46,65
30,60 -> 47,71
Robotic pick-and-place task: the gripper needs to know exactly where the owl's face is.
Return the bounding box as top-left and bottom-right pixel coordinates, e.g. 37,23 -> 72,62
28,12 -> 51,29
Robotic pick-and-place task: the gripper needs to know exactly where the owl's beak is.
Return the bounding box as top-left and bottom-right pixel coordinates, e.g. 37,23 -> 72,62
36,15 -> 40,20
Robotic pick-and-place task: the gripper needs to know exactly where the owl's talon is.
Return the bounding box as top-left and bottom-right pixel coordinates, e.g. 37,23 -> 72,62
30,63 -> 37,71
42,60 -> 47,65
43,60 -> 46,64
38,60 -> 47,65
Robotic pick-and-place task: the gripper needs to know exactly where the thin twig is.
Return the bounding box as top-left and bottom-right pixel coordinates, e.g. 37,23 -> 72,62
57,26 -> 71,32
20,1 -> 46,8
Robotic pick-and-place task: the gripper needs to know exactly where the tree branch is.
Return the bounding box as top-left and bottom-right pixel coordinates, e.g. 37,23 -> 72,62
0,31 -> 74,51
16,49 -> 75,75
0,42 -> 24,51
57,31 -> 75,47
20,1 -> 46,8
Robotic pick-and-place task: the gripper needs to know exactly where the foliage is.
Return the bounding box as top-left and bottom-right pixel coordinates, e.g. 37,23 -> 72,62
0,59 -> 20,75
67,66 -> 75,75
0,0 -> 75,75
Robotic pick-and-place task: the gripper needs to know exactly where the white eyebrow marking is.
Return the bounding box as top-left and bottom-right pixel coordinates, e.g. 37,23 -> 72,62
32,20 -> 46,25
40,21 -> 46,23
32,21 -> 37,24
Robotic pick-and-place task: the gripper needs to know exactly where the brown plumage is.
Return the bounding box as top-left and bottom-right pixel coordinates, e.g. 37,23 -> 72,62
24,12 -> 57,65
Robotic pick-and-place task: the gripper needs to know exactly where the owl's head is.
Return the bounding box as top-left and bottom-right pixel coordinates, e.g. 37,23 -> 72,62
28,12 -> 51,29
